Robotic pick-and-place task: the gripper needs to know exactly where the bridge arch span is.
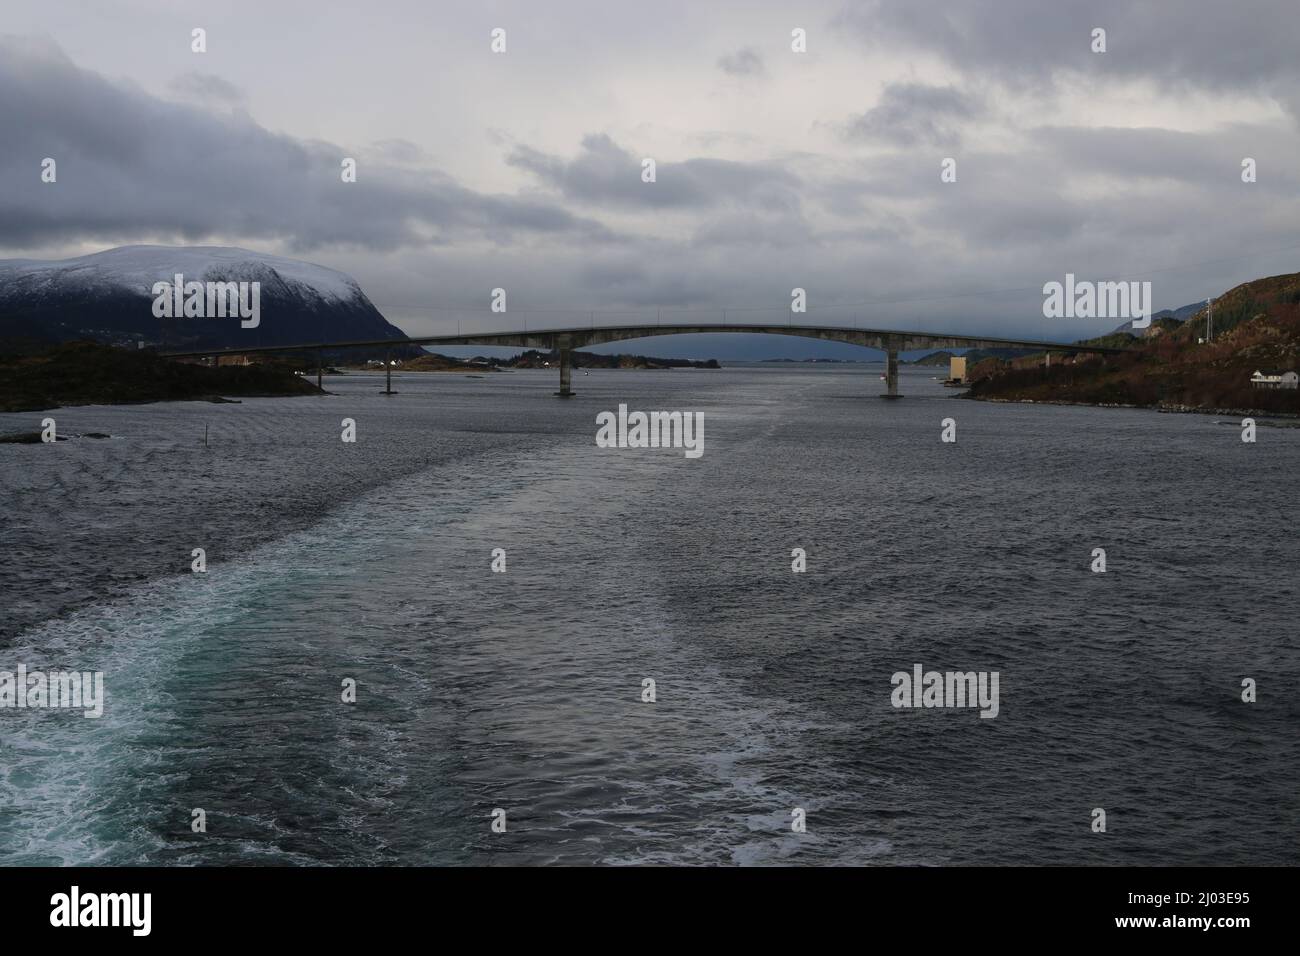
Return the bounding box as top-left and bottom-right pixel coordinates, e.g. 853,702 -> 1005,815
162,322 -> 1127,398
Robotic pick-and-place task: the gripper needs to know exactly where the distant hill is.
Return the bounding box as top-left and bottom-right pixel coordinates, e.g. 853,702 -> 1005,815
394,353 -> 501,372
910,350 -> 956,366
507,349 -> 718,370
0,245 -> 410,353
967,272 -> 1300,413
1111,300 -> 1202,338
909,347 -> 1038,366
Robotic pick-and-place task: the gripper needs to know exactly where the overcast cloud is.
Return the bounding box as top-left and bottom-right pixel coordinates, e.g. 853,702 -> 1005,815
1,0 -> 1297,347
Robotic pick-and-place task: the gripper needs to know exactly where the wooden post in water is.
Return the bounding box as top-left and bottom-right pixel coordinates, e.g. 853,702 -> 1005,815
317,349 -> 323,390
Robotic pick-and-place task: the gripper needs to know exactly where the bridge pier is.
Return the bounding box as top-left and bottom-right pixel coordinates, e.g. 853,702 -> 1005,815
880,347 -> 902,399
555,347 -> 574,397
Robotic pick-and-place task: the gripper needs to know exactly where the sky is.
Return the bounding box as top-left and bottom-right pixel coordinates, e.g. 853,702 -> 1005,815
2,0 -> 1298,359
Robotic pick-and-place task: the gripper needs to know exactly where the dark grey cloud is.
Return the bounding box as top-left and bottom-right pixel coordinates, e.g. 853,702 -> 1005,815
4,10 -> 1299,347
842,82 -> 983,147
0,35 -> 611,252
838,0 -> 1300,119
1031,124 -> 1300,189
368,138 -> 434,167
168,72 -> 246,108
718,47 -> 765,77
507,133 -> 803,212
574,256 -> 719,307
925,190 -> 1087,246
692,211 -> 814,248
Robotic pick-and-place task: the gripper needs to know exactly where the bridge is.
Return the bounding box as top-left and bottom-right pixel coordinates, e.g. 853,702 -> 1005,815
162,322 -> 1130,398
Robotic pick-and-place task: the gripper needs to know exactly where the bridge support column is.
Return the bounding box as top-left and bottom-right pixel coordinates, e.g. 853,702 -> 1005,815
880,347 -> 902,399
556,347 -> 574,397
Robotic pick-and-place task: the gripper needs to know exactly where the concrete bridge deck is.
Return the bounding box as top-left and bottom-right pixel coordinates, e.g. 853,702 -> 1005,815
162,322 -> 1130,398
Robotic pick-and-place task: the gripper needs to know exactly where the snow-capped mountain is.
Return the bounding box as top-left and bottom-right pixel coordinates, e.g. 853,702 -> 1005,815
0,245 -> 410,351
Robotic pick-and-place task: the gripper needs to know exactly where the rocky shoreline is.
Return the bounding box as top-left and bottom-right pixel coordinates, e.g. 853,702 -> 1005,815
964,393 -> 1300,421
0,341 -> 320,413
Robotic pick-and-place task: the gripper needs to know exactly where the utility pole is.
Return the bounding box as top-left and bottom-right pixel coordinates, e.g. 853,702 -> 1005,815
1207,297 -> 1213,343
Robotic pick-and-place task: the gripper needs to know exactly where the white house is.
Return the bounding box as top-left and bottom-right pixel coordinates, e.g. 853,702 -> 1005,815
1250,370 -> 1299,389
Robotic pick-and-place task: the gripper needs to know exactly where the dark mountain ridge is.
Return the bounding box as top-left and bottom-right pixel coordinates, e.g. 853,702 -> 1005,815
0,245 -> 410,354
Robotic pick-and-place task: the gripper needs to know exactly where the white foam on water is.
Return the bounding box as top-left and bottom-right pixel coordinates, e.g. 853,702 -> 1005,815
2,440 -> 874,865
1,572 -> 246,863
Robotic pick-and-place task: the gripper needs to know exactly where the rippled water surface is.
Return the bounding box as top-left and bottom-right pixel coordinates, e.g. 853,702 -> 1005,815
1,366 -> 1297,865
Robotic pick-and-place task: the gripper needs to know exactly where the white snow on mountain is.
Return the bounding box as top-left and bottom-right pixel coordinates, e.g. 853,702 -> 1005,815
0,245 -> 364,303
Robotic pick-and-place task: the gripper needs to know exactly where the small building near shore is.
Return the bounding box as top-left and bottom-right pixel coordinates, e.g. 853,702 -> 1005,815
1250,370 -> 1298,390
